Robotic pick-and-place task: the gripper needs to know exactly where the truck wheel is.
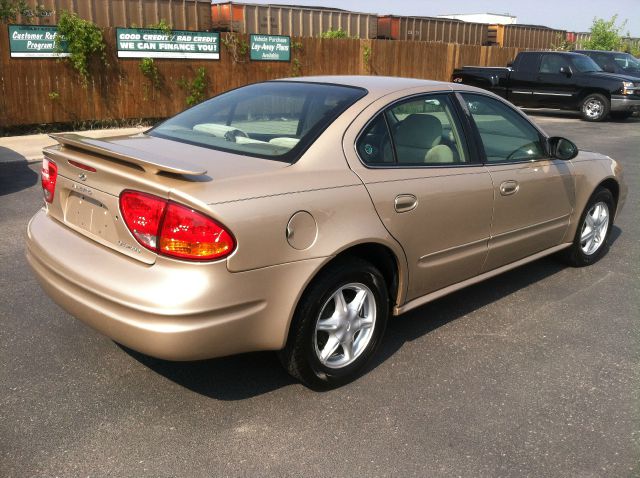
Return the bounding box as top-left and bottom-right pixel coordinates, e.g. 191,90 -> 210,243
580,93 -> 609,122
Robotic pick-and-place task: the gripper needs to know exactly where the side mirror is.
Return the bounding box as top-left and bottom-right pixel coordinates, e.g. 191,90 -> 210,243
549,136 -> 578,160
603,65 -> 616,73
559,66 -> 573,77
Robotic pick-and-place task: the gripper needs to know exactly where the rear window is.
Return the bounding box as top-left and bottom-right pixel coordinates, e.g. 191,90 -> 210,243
149,81 -> 366,162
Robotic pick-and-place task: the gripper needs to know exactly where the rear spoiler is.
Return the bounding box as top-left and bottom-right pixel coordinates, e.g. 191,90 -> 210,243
48,133 -> 207,176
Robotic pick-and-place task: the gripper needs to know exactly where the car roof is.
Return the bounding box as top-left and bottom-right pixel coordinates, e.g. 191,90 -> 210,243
575,50 -> 627,54
275,75 -> 454,96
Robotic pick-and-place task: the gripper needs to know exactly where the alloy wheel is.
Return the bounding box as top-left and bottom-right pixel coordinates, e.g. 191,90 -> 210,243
580,201 -> 609,255
313,283 -> 377,369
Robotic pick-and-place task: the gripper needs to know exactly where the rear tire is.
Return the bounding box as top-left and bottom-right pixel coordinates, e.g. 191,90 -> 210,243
561,187 -> 615,267
279,258 -> 389,390
580,93 -> 610,122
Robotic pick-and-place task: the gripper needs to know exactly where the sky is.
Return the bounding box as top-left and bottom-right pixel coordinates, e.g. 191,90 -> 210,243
238,0 -> 640,36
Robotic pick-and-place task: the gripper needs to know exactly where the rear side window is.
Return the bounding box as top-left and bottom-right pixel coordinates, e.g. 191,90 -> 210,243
539,54 -> 570,73
461,93 -> 546,163
150,82 -> 366,162
357,94 -> 468,166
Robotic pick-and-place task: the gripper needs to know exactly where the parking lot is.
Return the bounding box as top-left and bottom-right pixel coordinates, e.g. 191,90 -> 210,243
1,113 -> 638,477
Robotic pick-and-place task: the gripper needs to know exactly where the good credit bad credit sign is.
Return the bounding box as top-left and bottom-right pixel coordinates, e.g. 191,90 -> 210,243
9,25 -> 69,58
250,34 -> 291,61
116,28 -> 219,59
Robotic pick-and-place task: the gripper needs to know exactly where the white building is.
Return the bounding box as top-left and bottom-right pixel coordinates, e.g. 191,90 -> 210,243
436,13 -> 517,25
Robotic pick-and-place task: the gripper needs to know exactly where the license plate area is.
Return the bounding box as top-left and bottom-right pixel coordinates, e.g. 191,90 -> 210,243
54,176 -> 157,265
66,192 -> 118,242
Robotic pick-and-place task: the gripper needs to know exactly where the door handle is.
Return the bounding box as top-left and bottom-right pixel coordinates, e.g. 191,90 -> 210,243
394,194 -> 418,213
499,180 -> 519,196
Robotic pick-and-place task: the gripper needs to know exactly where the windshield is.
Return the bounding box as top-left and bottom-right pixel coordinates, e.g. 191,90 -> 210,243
570,55 -> 603,73
149,82 -> 366,162
614,53 -> 640,71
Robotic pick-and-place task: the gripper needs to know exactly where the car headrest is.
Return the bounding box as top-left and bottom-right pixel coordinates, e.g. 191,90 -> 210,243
394,114 -> 443,149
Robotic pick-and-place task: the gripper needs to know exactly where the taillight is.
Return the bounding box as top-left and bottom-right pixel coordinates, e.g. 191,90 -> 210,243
41,157 -> 58,203
119,191 -> 167,250
119,190 -> 235,261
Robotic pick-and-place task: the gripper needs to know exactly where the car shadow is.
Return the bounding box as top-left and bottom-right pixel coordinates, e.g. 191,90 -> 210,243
0,150 -> 39,196
124,247 -> 614,400
609,225 -> 622,246
120,345 -> 297,400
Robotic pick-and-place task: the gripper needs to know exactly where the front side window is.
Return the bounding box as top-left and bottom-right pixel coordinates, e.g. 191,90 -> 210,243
150,82 -> 366,162
461,93 -> 547,163
357,94 -> 468,166
569,55 -> 602,73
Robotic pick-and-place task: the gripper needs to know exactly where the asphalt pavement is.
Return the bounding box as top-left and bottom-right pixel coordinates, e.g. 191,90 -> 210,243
1,113 -> 638,477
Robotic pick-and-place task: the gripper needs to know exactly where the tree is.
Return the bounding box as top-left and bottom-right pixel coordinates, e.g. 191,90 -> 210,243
582,15 -> 627,51
320,29 -> 350,39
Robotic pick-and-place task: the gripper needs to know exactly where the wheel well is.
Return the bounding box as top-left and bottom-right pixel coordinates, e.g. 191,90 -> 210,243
579,89 -> 610,104
329,243 -> 400,307
597,178 -> 620,206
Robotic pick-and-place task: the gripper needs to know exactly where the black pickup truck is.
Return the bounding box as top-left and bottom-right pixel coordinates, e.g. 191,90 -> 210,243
452,51 -> 640,121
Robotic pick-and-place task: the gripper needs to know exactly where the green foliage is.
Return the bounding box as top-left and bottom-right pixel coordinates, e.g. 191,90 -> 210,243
551,33 -> 575,51
363,44 -> 372,71
320,28 -> 350,39
1,0 -> 51,23
621,40 -> 640,57
147,19 -> 172,37
583,15 -> 627,51
48,91 -> 60,101
291,41 -> 303,51
139,57 -> 161,88
178,67 -> 208,106
55,11 -> 106,86
291,57 -> 302,77
221,33 -> 249,63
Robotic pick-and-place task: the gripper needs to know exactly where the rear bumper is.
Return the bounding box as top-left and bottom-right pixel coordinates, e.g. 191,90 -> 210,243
26,209 -> 324,361
610,95 -> 640,112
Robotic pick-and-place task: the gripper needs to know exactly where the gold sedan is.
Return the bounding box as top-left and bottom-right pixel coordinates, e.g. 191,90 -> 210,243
27,77 -> 627,389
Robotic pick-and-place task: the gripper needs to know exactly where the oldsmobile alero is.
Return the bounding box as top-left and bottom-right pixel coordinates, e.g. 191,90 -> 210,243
26,76 -> 627,388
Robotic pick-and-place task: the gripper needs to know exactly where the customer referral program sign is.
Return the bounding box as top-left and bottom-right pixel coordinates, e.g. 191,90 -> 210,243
8,25 -> 69,58
116,28 -> 220,59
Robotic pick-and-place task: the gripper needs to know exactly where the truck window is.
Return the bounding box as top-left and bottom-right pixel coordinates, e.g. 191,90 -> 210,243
539,55 -> 570,74
513,52 -> 539,73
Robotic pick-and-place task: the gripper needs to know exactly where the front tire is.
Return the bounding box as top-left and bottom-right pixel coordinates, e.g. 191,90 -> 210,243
561,187 -> 615,267
279,258 -> 389,390
580,93 -> 610,122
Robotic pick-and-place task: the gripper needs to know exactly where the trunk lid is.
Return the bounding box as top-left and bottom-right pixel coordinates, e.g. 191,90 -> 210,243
44,132 -> 288,264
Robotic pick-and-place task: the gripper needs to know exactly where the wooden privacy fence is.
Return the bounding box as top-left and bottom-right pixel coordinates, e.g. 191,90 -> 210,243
0,25 -> 521,128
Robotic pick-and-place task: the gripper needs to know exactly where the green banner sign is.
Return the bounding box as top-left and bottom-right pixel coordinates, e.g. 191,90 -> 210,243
250,34 -> 291,62
8,25 -> 69,58
116,28 -> 220,59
